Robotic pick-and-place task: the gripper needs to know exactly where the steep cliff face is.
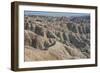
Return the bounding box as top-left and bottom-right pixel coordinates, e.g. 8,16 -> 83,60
24,15 -> 90,61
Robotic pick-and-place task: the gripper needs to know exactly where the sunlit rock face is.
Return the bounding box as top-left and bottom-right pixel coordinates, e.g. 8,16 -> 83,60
24,14 -> 90,61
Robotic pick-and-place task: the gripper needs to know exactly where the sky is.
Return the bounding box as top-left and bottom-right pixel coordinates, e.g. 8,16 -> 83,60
24,11 -> 90,17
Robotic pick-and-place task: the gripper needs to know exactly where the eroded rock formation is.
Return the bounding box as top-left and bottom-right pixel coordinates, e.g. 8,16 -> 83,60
24,15 -> 90,61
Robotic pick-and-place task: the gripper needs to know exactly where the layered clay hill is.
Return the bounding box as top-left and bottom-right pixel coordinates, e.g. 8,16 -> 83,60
24,15 -> 90,61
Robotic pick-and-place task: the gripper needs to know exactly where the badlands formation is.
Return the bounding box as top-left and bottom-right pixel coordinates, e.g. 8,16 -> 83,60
24,15 -> 90,61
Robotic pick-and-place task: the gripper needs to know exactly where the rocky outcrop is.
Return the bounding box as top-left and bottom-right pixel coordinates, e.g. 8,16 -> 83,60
25,41 -> 87,61
24,15 -> 90,61
35,25 -> 45,36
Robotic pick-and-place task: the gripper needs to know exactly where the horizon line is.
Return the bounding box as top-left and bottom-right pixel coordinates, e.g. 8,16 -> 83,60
24,11 -> 90,17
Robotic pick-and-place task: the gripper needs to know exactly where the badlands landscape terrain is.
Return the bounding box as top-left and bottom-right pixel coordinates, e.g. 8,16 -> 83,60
24,12 -> 90,61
